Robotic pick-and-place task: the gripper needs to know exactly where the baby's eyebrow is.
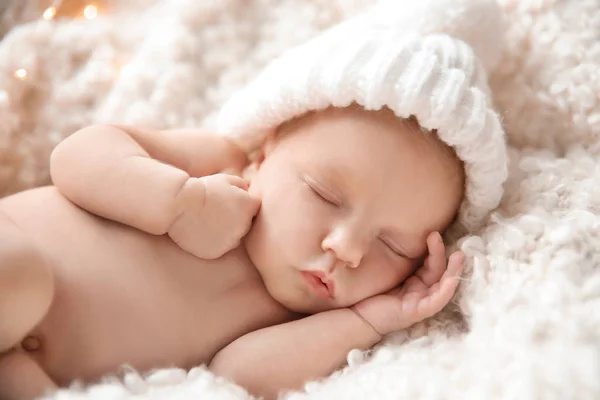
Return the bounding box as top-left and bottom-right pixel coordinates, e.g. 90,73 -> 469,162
319,163 -> 352,187
310,162 -> 355,196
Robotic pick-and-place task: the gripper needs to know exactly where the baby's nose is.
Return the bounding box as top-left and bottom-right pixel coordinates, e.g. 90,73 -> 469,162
321,226 -> 366,269
327,256 -> 354,273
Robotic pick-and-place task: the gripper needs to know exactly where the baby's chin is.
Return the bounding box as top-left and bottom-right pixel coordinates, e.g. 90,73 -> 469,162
272,294 -> 338,315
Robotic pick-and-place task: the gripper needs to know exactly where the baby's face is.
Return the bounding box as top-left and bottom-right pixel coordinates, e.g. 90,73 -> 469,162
244,106 -> 464,314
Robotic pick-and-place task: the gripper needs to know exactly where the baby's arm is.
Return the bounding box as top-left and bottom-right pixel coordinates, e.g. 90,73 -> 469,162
210,236 -> 464,399
50,125 -> 246,235
209,309 -> 381,399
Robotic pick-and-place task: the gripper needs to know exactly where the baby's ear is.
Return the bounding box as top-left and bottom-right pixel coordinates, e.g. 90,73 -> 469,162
255,150 -> 266,166
263,134 -> 278,157
242,146 -> 266,181
255,132 -> 277,167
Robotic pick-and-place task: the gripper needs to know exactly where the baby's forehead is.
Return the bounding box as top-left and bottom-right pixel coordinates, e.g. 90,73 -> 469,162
257,106 -> 463,187
272,108 -> 446,160
276,105 -> 420,134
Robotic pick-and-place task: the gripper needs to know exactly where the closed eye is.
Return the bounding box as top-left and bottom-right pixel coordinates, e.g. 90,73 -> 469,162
379,237 -> 407,258
303,176 -> 340,206
309,184 -> 338,206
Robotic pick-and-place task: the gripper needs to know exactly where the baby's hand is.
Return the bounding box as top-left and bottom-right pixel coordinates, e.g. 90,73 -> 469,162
351,232 -> 464,337
168,174 -> 260,259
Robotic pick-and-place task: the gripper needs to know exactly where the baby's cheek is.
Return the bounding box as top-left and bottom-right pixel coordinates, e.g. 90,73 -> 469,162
388,263 -> 415,293
258,188 -> 308,247
365,256 -> 411,294
272,186 -> 319,228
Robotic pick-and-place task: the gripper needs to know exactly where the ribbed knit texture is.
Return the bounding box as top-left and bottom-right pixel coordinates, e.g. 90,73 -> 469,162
217,0 -> 508,233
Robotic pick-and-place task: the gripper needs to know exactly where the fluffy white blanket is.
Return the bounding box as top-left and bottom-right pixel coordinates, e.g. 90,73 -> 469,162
0,0 -> 599,398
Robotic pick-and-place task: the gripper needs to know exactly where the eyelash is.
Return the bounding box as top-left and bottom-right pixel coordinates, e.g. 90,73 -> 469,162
305,179 -> 339,206
310,185 -> 337,206
380,238 -> 406,258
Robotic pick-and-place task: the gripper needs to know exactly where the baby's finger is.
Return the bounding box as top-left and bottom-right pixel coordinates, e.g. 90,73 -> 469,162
245,194 -> 261,216
226,175 -> 250,190
230,187 -> 261,218
229,186 -> 261,215
236,215 -> 255,239
425,252 -> 463,298
441,251 -> 465,281
418,274 -> 460,319
415,232 -> 446,287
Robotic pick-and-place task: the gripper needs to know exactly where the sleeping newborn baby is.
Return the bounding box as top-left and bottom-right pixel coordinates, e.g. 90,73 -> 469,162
0,1 -> 507,399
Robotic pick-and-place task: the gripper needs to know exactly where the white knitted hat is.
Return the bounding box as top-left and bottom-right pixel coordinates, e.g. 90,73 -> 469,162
217,0 -> 508,233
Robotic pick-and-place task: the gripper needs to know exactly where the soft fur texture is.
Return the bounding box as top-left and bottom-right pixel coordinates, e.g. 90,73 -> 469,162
0,0 -> 599,399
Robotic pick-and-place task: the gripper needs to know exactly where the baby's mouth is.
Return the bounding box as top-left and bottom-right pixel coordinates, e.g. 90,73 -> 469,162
300,270 -> 336,299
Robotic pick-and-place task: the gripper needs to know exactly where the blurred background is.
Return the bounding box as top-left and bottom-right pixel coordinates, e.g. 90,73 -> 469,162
0,0 -> 367,197
1,0 -> 598,199
1,0 -> 133,37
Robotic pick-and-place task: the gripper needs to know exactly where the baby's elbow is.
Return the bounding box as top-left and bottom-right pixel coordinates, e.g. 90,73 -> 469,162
208,351 -> 245,387
49,125 -> 106,187
209,352 -> 279,400
49,131 -> 75,187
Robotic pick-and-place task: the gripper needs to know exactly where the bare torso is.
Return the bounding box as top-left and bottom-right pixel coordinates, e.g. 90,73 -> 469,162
0,186 -> 294,386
